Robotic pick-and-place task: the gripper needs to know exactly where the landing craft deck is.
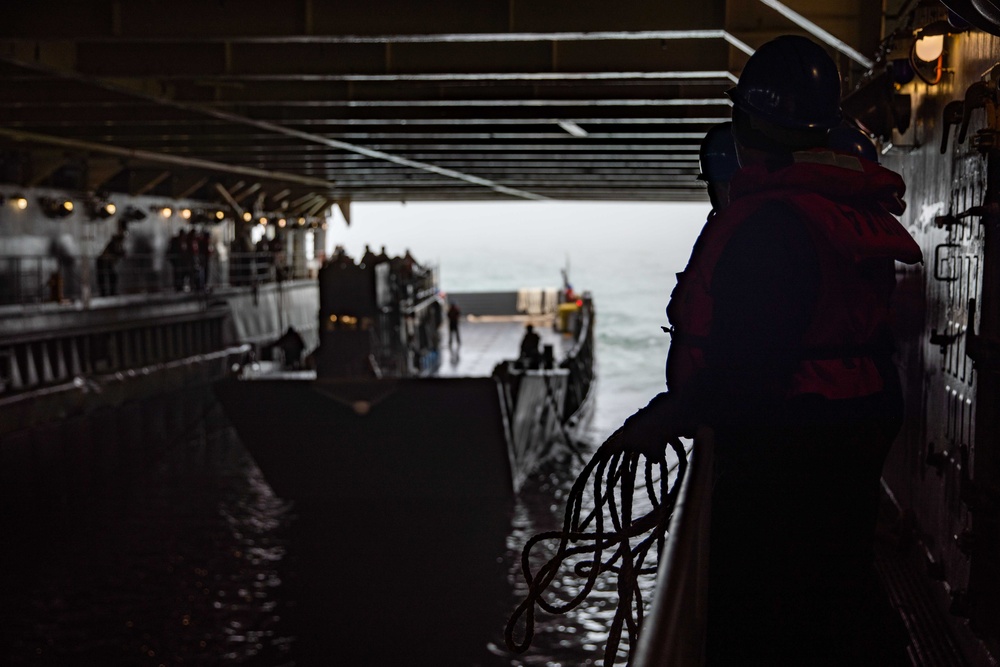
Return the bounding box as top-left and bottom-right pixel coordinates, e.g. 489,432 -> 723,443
435,316 -> 570,378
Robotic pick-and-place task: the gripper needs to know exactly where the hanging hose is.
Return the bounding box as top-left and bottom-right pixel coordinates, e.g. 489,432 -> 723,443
505,429 -> 688,665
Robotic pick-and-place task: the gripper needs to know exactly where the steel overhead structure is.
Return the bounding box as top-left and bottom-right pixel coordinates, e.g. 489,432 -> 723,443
0,1 -> 878,208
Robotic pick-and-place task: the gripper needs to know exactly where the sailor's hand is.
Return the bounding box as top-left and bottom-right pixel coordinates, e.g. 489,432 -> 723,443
620,392 -> 678,463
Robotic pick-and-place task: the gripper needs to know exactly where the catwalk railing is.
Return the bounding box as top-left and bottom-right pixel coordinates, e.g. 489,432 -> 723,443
560,297 -> 595,420
0,252 -> 316,305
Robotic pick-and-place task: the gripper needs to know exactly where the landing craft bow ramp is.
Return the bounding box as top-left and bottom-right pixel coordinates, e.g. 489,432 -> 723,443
1,1 -> 878,213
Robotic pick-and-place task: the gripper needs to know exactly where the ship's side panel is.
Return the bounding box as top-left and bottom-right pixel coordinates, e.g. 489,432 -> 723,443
213,376 -> 514,501
882,29 -> 1000,656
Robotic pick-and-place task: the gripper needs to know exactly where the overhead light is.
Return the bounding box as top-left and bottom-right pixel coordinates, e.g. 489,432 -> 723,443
297,217 -> 306,226
215,210 -> 225,220
914,33 -> 945,62
906,16 -> 958,84
160,206 -> 173,218
11,194 -> 27,210
278,218 -> 287,228
259,217 -> 267,226
181,208 -> 192,220
40,197 -> 74,219
242,211 -> 252,222
87,196 -> 117,220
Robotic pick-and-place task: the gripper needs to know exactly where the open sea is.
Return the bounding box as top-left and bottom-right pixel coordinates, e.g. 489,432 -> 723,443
1,201 -> 708,666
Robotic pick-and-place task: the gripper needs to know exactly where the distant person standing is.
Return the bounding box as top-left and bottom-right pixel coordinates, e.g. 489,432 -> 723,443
96,232 -> 127,296
168,230 -> 184,290
519,323 -> 541,368
447,301 -> 461,348
198,230 -> 213,289
187,229 -> 202,291
360,244 -> 378,267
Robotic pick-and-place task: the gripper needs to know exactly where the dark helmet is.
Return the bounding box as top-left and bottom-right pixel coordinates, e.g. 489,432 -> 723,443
698,122 -> 740,183
827,125 -> 879,163
729,35 -> 842,131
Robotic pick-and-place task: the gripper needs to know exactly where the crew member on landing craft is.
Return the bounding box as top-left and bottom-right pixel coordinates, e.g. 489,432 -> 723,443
519,323 -> 541,368
447,301 -> 462,348
620,35 -> 921,665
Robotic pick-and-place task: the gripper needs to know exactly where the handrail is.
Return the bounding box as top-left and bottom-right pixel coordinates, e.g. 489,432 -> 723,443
633,426 -> 715,667
0,251 -> 316,306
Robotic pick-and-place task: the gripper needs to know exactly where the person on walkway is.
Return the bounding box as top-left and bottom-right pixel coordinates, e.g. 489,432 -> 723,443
271,326 -> 306,369
519,323 -> 541,368
447,301 -> 461,348
620,35 -> 921,665
169,229 -> 190,291
198,230 -> 213,289
96,231 -> 126,296
360,244 -> 378,268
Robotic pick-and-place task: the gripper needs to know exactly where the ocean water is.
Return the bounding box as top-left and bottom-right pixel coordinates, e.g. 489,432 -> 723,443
1,201 -> 710,667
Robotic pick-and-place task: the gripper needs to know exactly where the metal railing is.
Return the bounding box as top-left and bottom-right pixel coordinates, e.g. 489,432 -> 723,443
633,427 -> 715,667
0,252 -> 317,305
560,296 -> 595,419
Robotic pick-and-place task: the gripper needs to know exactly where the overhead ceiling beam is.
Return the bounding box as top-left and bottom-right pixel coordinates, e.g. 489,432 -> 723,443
85,157 -> 125,191
756,0 -> 873,68
214,182 -> 244,215
304,197 -> 329,217
129,71 -> 740,84
174,174 -> 209,199
0,55 -> 547,201
199,98 -> 731,108
64,30 -> 753,51
3,117 -> 728,127
289,194 -> 322,215
25,149 -> 69,186
133,170 -> 171,196
337,198 -> 351,225
232,182 -> 262,203
0,126 -> 338,190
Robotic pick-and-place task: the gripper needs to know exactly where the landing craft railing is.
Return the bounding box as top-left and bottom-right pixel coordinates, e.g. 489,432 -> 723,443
632,427 -> 715,667
560,296 -> 595,419
0,252 -> 315,305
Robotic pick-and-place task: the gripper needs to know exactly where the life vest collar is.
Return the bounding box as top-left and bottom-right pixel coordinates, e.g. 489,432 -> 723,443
731,149 -> 906,216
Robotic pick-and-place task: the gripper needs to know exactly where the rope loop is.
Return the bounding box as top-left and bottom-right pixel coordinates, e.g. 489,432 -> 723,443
504,430 -> 689,663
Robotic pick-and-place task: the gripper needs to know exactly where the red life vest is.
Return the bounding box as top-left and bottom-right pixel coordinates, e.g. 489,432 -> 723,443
666,151 -> 923,400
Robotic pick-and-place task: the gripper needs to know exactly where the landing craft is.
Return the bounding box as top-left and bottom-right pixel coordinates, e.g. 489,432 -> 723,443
1,2 -> 1000,665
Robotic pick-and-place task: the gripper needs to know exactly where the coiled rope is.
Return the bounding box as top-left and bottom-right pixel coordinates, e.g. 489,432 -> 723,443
505,430 -> 688,665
